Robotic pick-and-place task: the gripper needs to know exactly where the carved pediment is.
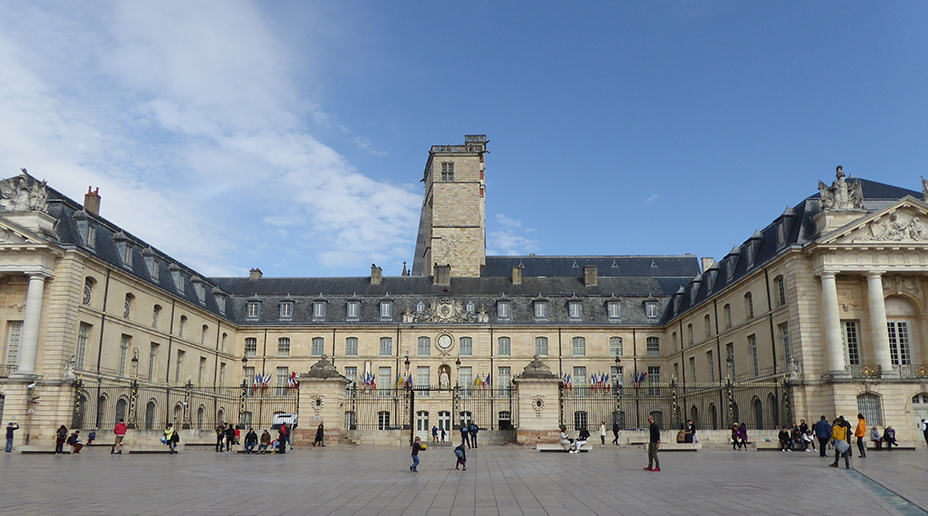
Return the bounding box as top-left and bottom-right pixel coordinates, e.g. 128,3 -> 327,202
0,220 -> 42,245
416,299 -> 471,323
820,199 -> 928,245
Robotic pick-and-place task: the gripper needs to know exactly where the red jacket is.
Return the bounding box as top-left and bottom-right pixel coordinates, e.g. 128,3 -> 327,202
114,422 -> 128,436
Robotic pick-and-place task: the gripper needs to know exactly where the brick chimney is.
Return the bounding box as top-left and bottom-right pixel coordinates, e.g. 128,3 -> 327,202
249,268 -> 263,279
511,266 -> 522,285
583,265 -> 598,287
84,187 -> 101,217
371,264 -> 382,285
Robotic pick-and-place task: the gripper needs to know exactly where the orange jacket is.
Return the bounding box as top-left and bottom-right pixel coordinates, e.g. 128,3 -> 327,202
855,418 -> 867,437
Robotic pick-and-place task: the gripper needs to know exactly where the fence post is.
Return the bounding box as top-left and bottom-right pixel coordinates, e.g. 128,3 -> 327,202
127,379 -> 139,429
239,378 -> 247,426
670,378 -> 678,429
725,378 -> 734,428
781,379 -> 791,428
71,378 -> 84,430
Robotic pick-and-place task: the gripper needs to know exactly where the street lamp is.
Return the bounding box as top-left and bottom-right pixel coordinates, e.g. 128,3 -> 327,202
130,348 -> 139,379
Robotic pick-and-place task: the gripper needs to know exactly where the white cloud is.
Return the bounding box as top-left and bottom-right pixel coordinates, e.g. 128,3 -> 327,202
487,213 -> 538,256
645,194 -> 659,204
0,0 -> 419,277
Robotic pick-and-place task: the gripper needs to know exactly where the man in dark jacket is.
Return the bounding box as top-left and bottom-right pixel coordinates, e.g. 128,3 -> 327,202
215,422 -> 227,452
611,420 -> 620,445
643,415 -> 660,471
243,428 -> 258,453
277,423 -> 288,454
225,424 -> 235,452
469,422 -> 479,448
460,424 -> 470,448
813,416 -> 831,457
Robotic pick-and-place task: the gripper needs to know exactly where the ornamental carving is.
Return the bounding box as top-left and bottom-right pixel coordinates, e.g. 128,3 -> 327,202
818,166 -> 863,211
864,212 -> 928,242
531,395 -> 546,417
882,275 -> 920,295
0,170 -> 48,213
308,394 -> 325,417
407,299 -> 471,323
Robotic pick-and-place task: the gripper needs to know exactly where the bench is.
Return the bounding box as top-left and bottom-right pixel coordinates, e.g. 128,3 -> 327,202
642,442 -> 700,452
536,443 -> 591,452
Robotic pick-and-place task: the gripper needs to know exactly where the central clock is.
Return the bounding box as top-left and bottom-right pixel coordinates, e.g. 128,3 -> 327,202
437,334 -> 453,349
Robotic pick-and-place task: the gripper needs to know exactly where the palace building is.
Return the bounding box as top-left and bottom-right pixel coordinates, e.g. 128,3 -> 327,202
1,136 -> 927,447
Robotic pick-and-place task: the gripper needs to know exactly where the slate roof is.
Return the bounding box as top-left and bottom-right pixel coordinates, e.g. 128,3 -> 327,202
481,255 -> 700,278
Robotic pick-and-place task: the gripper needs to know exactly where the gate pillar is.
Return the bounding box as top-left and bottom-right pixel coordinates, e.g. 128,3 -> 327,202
512,355 -> 562,446
297,355 -> 349,446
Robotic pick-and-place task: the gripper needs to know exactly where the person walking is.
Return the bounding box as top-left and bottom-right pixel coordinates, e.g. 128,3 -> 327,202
643,415 -> 660,472
855,413 -> 867,458
5,421 -> 19,453
611,420 -> 620,445
258,430 -> 271,452
469,422 -> 479,448
813,415 -> 831,457
920,419 -> 928,449
410,436 -> 424,472
432,425 -> 439,444
277,423 -> 288,454
244,428 -> 258,453
830,416 -> 851,468
440,426 -> 446,443
599,421 -> 607,446
454,443 -> 467,470
737,422 -> 748,451
460,424 -> 470,448
215,422 -> 226,452
55,425 -> 68,454
313,423 -> 325,447
112,418 -> 127,454
164,423 -> 178,454
225,424 -> 235,452
731,423 -> 741,450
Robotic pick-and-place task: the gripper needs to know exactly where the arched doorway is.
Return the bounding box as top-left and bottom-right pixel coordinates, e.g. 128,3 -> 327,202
145,401 -> 156,430
752,397 -> 764,430
115,398 -> 128,426
709,404 -> 718,430
690,406 -> 698,428
913,393 -> 928,428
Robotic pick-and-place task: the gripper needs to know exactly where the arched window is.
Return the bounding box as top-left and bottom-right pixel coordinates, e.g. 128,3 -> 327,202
774,275 -> 786,307
723,304 -> 732,329
124,293 -> 134,319
744,292 -> 754,320
152,305 -> 162,330
704,314 -> 712,338
201,325 -> 209,346
687,324 -> 694,346
115,398 -> 128,425
752,397 -> 764,430
145,401 -> 157,430
178,316 -> 187,338
83,277 -> 96,306
857,393 -> 883,426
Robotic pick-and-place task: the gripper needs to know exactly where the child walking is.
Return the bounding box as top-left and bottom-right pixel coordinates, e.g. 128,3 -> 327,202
454,443 -> 467,470
410,436 -> 424,473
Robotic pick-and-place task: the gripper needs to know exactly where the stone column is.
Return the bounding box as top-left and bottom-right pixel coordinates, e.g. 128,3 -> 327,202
866,272 -> 897,376
820,272 -> 848,377
16,273 -> 48,376
297,355 -> 349,446
513,355 -> 563,446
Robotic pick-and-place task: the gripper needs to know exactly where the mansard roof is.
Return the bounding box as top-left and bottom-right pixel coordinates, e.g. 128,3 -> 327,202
481,255 -> 699,278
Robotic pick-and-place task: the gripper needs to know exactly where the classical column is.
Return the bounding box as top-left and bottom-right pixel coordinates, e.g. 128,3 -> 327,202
820,272 -> 848,377
16,273 -> 48,376
866,273 -> 897,376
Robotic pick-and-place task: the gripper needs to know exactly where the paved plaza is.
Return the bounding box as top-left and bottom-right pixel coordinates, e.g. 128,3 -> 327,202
1,444 -> 926,515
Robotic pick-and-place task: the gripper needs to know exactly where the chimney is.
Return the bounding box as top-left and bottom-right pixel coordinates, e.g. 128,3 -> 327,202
583,265 -> 598,287
371,264 -> 382,285
84,187 -> 101,217
433,264 -> 451,286
511,266 -> 522,285
701,257 -> 715,273
249,268 -> 263,280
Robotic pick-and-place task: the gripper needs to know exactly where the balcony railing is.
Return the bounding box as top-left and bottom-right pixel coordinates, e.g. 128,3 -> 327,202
846,364 -> 882,378
893,364 -> 928,379
0,364 -> 16,377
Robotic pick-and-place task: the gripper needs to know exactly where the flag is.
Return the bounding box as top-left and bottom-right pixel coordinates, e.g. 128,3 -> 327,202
484,373 -> 491,388
406,374 -> 413,388
396,374 -> 404,388
474,374 -> 482,388
253,374 -> 260,389
288,372 -> 299,389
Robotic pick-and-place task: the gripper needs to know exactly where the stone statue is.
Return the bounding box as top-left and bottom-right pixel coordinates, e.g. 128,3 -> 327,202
439,371 -> 450,389
787,357 -> 802,383
476,305 -> 489,323
818,166 -> 863,211
0,170 -> 48,213
401,305 -> 414,323
922,176 -> 928,202
65,355 -> 77,379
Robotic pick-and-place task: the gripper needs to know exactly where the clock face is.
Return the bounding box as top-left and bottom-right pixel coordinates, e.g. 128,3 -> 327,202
437,334 -> 452,349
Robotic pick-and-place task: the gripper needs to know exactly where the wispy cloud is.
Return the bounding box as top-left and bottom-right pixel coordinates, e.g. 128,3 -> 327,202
487,213 -> 538,256
0,0 -> 418,277
645,194 -> 659,204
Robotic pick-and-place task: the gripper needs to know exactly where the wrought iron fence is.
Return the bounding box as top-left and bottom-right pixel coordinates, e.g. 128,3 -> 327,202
560,380 -> 789,432
71,380 -> 299,432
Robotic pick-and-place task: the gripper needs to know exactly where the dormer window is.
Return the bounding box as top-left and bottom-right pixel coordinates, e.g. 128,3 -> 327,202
534,299 -> 548,320
169,264 -> 184,292
645,301 -> 659,319
192,278 -> 206,305
279,301 -> 294,320
313,299 -> 327,320
114,232 -> 132,268
380,300 -> 393,320
497,299 -> 511,320
213,288 -> 227,315
346,300 -> 360,321
568,300 -> 582,320
607,301 -> 621,320
247,301 -> 261,319
143,248 -> 159,280
777,223 -> 786,247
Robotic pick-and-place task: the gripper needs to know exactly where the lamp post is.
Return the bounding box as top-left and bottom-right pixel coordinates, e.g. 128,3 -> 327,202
613,356 -> 622,428
239,356 -> 248,427
404,353 -> 412,445
128,349 -> 140,429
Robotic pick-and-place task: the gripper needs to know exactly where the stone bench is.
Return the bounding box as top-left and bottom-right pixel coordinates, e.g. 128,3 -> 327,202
536,443 -> 591,452
640,442 -> 700,452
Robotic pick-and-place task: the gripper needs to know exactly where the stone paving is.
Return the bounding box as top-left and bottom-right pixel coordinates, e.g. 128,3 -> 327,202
1,443 -> 926,515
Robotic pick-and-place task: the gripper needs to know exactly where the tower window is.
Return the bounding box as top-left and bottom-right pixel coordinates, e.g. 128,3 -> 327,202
441,162 -> 454,181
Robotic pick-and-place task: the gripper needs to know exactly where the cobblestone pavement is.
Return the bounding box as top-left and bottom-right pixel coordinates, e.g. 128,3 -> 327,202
1,444 -> 926,516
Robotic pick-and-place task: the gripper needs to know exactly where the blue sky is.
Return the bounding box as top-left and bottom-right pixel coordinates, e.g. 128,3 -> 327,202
1,1 -> 927,278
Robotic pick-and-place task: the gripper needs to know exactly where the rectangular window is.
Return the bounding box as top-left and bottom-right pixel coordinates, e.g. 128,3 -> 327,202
198,356 -> 207,385
724,304 -> 732,329
705,315 -> 712,338
497,301 -> 510,320
218,362 -> 226,385
534,301 -> 547,320
244,338 -> 257,357
247,302 -> 260,318
175,350 -> 185,383
689,356 -> 696,381
344,366 -> 357,384
243,366 -> 255,396
498,366 -> 511,394
498,337 -> 511,356
417,336 -> 431,356
279,302 -> 293,319
749,335 -> 759,377
148,343 -> 158,381
647,366 -> 661,396
313,302 -> 326,320
726,342 -> 735,379
745,293 -> 754,320
441,162 -> 454,181
646,337 -> 660,357
311,337 -> 325,357
568,301 -> 582,320
346,301 -> 360,320
378,366 -> 391,397
645,302 -> 659,319
610,337 -> 623,357
5,321 -> 22,365
416,366 -> 430,392
707,350 -> 715,382
842,320 -> 860,366
779,322 -> 791,363
459,367 -> 472,394
535,337 -> 548,356
687,325 -> 694,346
276,366 -> 289,397
118,334 -> 131,378
611,365 -> 624,387
887,321 -> 911,366
459,337 -> 473,356
573,366 -> 587,395
776,276 -> 787,307
380,301 -> 393,320
607,301 -> 621,320
379,337 -> 392,356
572,337 -> 585,356
76,323 -> 91,370
278,337 -> 291,357
345,337 -> 358,356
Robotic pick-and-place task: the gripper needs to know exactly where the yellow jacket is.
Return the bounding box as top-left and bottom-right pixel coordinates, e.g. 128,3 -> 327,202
832,424 -> 848,442
855,418 -> 866,437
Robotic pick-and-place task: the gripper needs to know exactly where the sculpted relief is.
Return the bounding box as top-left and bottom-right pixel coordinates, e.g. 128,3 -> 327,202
0,170 -> 48,213
819,166 -> 863,211
864,212 -> 928,242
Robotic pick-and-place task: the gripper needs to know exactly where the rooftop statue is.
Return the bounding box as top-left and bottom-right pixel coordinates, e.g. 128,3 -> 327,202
0,169 -> 48,213
818,166 -> 863,211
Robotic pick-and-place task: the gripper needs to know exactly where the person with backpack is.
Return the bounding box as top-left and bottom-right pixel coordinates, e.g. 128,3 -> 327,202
55,425 -> 68,454
454,443 -> 467,470
67,430 -> 84,454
